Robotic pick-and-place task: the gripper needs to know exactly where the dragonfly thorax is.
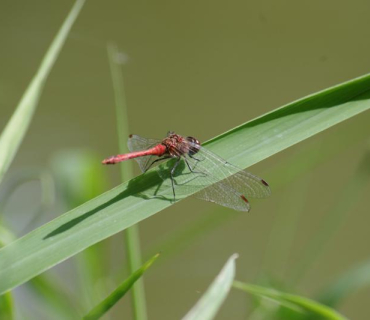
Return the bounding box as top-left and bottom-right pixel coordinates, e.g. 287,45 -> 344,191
161,132 -> 201,157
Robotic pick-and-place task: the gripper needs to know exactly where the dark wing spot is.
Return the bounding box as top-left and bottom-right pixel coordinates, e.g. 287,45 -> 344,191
241,195 -> 249,203
261,179 -> 269,186
129,134 -> 133,138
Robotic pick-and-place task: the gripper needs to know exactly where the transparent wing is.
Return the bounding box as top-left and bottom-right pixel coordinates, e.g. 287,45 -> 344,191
127,134 -> 162,172
195,179 -> 251,211
194,146 -> 271,199
156,140 -> 270,211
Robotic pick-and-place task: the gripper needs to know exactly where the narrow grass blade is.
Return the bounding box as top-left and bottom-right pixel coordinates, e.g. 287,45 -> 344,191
107,42 -> 132,181
290,151 -> 370,285
182,254 -> 238,320
0,292 -> 14,320
29,275 -> 81,319
1,73 -> 370,294
0,225 -> 16,247
107,42 -> 147,320
316,258 -> 370,308
83,253 -> 159,320
233,281 -> 348,320
0,0 -> 85,185
0,168 -> 56,235
0,227 -> 15,320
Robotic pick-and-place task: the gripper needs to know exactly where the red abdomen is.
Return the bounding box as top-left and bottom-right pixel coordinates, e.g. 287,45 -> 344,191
102,144 -> 167,164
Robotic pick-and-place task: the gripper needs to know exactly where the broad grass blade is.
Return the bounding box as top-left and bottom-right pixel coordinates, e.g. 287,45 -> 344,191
1,73 -> 370,294
182,254 -> 238,320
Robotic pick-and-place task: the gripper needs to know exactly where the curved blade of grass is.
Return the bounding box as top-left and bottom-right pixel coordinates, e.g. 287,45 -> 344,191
232,281 -> 348,320
83,253 -> 159,320
0,168 -> 56,235
182,254 -> 237,320
29,275 -> 81,319
0,225 -> 16,248
0,292 -> 14,320
316,258 -> 370,308
290,151 -> 370,285
0,0 -> 85,186
1,73 -> 370,294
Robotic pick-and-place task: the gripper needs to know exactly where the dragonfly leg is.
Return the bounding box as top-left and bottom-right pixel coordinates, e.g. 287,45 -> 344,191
184,158 -> 207,176
188,154 -> 205,171
170,157 -> 181,199
145,155 -> 172,172
189,154 -> 203,162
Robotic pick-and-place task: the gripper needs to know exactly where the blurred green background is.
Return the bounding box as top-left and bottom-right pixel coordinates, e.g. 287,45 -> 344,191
1,1 -> 370,319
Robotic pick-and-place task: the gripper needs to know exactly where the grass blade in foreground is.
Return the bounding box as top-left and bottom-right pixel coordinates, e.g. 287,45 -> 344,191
233,281 -> 348,320
83,253 -> 159,320
182,254 -> 237,320
107,42 -> 147,320
0,0 -> 85,186
1,73 -> 370,294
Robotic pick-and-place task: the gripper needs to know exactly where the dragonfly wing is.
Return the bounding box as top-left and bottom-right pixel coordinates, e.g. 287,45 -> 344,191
195,181 -> 251,211
214,164 -> 271,199
182,142 -> 270,209
192,146 -> 271,199
127,134 -> 162,172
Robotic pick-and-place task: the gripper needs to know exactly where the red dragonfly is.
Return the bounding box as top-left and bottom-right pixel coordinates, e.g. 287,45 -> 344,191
102,131 -> 270,211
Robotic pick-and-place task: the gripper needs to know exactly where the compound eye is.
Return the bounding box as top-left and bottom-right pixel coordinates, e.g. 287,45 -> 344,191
186,136 -> 201,146
186,136 -> 201,155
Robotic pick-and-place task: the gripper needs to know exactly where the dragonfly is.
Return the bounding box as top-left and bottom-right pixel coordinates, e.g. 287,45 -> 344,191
102,131 -> 271,212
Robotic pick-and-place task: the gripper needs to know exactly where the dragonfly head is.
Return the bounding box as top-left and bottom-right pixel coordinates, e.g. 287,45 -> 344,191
186,136 -> 201,155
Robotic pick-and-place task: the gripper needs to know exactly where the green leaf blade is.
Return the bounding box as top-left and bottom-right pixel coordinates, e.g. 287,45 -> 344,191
1,73 -> 370,294
0,0 -> 85,185
182,254 -> 238,320
208,77 -> 370,170
83,253 -> 159,320
0,292 -> 14,320
233,281 -> 348,320
317,258 -> 370,308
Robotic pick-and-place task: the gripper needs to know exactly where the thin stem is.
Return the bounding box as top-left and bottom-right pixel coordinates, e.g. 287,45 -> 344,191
107,42 -> 147,320
290,151 -> 370,285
